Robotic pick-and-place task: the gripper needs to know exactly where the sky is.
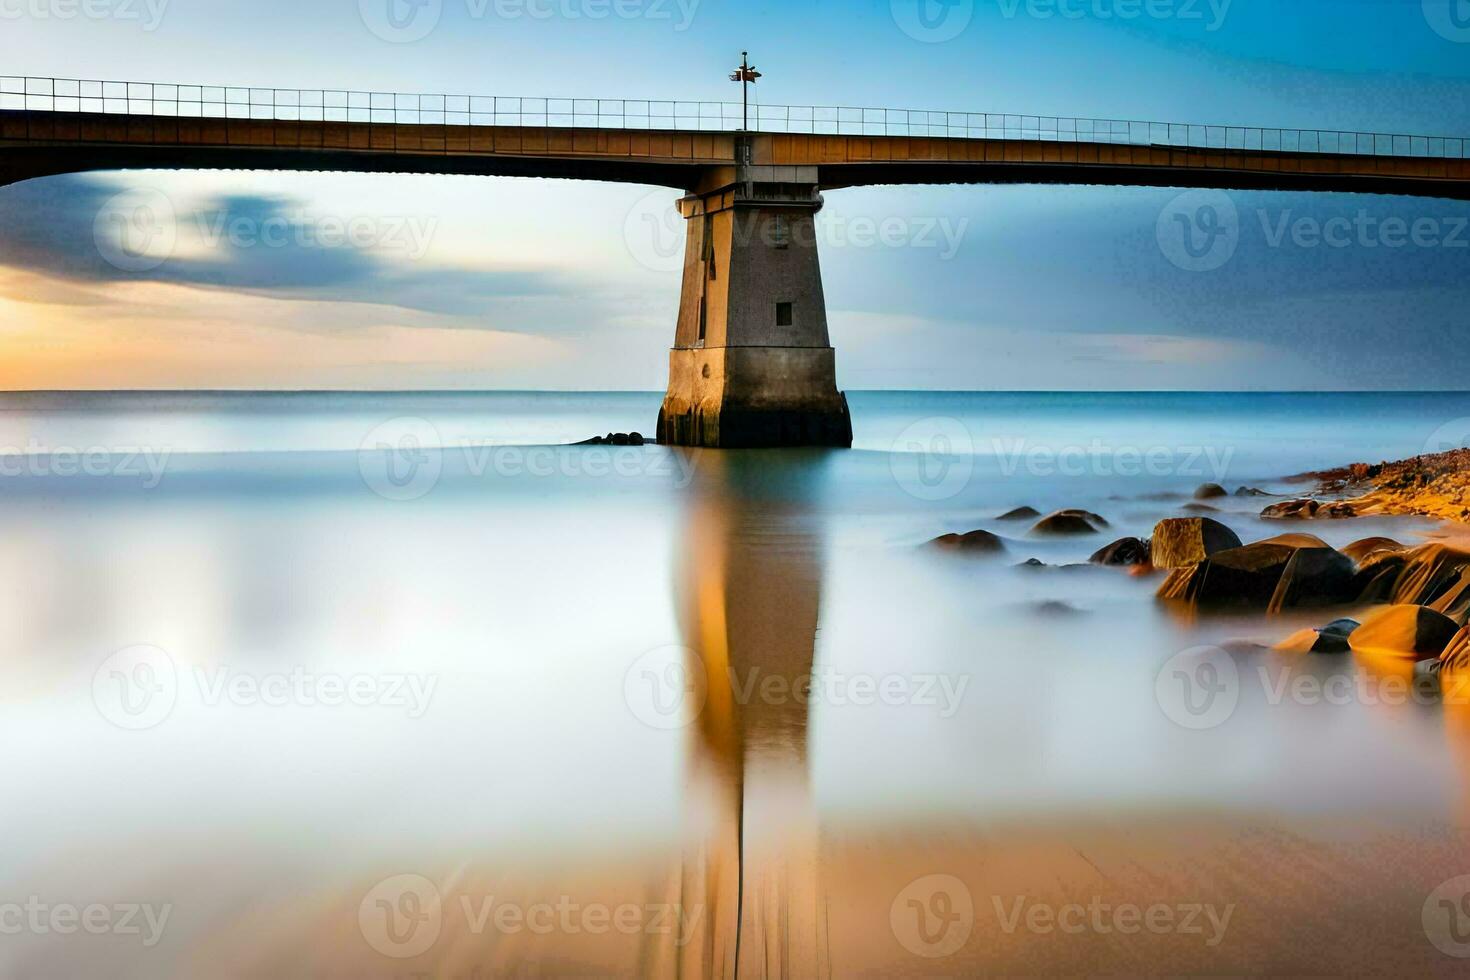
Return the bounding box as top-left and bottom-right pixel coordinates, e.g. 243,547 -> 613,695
1,0 -> 1469,390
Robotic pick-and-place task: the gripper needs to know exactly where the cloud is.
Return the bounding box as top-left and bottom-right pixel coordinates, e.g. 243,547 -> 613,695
0,174 -> 582,323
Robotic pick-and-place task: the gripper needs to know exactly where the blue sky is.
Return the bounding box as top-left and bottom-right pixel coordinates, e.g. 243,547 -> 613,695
2,0 -> 1468,389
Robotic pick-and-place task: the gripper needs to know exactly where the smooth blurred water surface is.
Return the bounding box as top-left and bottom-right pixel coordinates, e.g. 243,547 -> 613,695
3,390 -> 1470,975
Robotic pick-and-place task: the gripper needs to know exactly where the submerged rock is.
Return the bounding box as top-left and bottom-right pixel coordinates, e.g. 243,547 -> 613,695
1194,483 -> 1228,499
1089,537 -> 1151,567
1182,503 -> 1219,513
578,432 -> 646,446
997,506 -> 1042,521
1348,605 -> 1460,661
1276,618 -> 1361,654
930,529 -> 1006,555
1031,509 -> 1109,536
1150,517 -> 1242,569
1261,498 -> 1358,520
1236,486 -> 1271,497
1156,533 -> 1356,612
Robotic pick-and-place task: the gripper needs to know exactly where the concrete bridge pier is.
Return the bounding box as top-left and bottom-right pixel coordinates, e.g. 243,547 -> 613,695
657,161 -> 853,448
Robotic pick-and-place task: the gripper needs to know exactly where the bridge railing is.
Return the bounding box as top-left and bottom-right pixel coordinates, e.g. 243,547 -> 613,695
3,76 -> 1467,160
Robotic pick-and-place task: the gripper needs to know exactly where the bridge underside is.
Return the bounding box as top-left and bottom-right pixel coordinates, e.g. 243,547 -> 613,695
5,109 -> 1470,447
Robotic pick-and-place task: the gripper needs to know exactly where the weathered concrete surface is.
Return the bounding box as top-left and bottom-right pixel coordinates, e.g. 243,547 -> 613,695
657,161 -> 852,448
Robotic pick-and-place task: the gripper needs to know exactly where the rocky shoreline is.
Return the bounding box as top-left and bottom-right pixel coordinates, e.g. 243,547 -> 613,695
928,446 -> 1470,674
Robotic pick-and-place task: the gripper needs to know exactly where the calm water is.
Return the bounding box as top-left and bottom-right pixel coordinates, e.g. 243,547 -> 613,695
4,390 -> 1470,975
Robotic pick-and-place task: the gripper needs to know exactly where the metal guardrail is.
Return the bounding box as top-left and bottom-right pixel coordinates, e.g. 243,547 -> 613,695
3,76 -> 1467,159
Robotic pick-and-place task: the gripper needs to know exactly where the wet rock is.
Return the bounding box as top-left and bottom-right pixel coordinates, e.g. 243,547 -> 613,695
1348,605 -> 1460,661
1016,558 -> 1048,568
1032,600 -> 1084,616
1276,618 -> 1361,654
1235,486 -> 1271,497
1439,627 -> 1470,673
1156,533 -> 1356,612
1384,544 -> 1470,609
1261,498 -> 1358,520
1194,483 -> 1228,499
1089,537 -> 1151,567
1182,503 -> 1219,513
1341,537 -> 1406,565
578,432 -> 646,446
1150,517 -> 1243,569
1031,509 -> 1109,536
997,506 -> 1041,521
930,529 -> 1006,555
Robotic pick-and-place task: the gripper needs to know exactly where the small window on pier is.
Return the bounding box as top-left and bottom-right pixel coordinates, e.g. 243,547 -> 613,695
776,302 -> 794,327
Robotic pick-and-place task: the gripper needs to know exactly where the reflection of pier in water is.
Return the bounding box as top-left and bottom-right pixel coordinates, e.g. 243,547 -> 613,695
674,450 -> 833,978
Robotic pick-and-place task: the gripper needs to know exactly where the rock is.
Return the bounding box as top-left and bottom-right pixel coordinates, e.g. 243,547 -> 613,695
577,432 -> 646,446
1340,537 -> 1405,565
1235,486 -> 1271,497
1194,483 -> 1228,499
997,506 -> 1041,521
1150,517 -> 1243,569
1276,618 -> 1361,654
1156,533 -> 1356,612
1032,600 -> 1083,617
1031,509 -> 1108,536
1182,503 -> 1219,513
1348,605 -> 1460,661
1261,498 -> 1358,520
1016,558 -> 1047,568
1384,544 -> 1470,608
930,529 -> 1006,555
1089,537 -> 1151,567
1440,627 -> 1470,673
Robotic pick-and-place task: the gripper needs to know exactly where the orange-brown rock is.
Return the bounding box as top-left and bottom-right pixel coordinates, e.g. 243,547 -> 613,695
1348,605 -> 1460,661
1150,517 -> 1242,569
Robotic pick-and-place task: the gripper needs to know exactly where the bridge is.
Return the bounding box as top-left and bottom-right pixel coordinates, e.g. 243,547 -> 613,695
5,77 -> 1470,447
